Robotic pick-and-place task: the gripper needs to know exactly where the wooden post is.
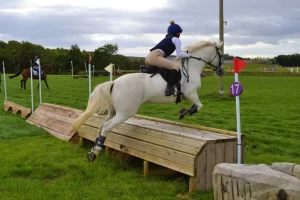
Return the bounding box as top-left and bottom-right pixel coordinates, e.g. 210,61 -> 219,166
79,136 -> 83,145
105,147 -> 111,157
189,177 -> 197,193
144,160 -> 149,176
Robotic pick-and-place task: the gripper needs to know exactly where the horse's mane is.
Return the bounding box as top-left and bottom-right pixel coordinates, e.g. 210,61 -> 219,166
185,40 -> 217,52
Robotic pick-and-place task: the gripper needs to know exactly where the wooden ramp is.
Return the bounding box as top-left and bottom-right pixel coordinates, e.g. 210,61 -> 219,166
26,103 -> 83,141
4,100 -> 32,118
78,114 -> 245,192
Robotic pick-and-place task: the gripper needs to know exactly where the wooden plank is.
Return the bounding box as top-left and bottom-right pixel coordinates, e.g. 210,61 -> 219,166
78,125 -> 202,157
205,143 -> 216,189
110,126 -> 203,155
196,147 -> 207,190
125,118 -> 235,141
28,112 -> 74,136
224,142 -> 234,163
78,125 -> 98,140
215,143 -> 225,165
106,133 -> 196,167
87,114 -> 235,141
26,103 -> 81,141
133,114 -> 239,137
233,140 -> 237,163
34,109 -> 75,124
83,118 -> 207,149
41,103 -> 83,118
105,141 -> 195,176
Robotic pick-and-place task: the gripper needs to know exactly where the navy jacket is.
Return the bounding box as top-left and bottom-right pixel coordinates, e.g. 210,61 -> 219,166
150,36 -> 176,58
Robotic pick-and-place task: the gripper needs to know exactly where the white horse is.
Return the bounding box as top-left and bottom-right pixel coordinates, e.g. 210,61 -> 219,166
73,40 -> 225,162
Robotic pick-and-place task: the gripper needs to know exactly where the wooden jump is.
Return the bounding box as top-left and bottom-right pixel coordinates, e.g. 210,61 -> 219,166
26,103 -> 83,141
77,113 -> 245,192
4,100 -> 32,118
25,103 -> 245,192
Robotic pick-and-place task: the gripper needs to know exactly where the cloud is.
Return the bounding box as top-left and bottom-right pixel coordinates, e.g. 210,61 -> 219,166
0,0 -> 299,58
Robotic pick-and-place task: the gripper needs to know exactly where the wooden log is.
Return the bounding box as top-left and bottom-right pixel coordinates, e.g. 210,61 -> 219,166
4,100 -> 32,118
213,163 -> 300,200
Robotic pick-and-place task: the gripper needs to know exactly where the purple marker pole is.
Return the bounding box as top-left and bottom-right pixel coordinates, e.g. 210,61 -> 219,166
231,58 -> 247,164
232,75 -> 242,164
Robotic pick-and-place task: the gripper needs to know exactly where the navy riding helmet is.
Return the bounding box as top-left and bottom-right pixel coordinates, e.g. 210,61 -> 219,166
167,20 -> 183,35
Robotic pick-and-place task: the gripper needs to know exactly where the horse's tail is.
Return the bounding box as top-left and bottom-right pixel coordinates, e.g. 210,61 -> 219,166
9,69 -> 23,79
73,81 -> 115,131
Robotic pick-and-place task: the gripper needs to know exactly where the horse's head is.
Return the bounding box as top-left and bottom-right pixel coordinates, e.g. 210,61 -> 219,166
41,65 -> 53,73
185,41 -> 224,77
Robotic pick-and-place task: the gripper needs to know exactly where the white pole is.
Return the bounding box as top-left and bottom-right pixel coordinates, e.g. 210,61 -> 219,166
2,60 -> 7,101
88,63 -> 91,96
85,62 -> 87,76
110,65 -> 113,81
30,66 -> 34,111
92,65 -> 94,76
71,61 -> 73,78
297,67 -> 299,73
37,58 -> 42,104
235,72 -> 242,164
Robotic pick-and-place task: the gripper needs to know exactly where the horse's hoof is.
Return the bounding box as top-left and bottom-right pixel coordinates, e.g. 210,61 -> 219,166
87,152 -> 97,162
178,108 -> 187,119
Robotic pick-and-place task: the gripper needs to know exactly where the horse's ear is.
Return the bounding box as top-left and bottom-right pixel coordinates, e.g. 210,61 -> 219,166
217,41 -> 224,48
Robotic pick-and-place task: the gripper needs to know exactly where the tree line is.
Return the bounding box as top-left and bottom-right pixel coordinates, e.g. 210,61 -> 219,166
0,40 -> 145,74
275,54 -> 300,67
1,40 -> 298,74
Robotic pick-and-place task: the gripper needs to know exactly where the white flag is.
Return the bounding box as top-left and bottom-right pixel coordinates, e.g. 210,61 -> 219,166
36,59 -> 40,66
104,64 -> 113,73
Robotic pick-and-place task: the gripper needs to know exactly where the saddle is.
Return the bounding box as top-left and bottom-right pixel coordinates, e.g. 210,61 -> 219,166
139,65 -> 182,104
139,65 -> 181,83
32,69 -> 43,76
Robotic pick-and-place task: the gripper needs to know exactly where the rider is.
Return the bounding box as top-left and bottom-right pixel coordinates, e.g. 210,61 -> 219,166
32,56 -> 40,74
146,20 -> 191,96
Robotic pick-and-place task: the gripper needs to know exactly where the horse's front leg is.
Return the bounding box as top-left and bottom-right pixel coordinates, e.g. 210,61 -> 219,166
24,80 -> 27,90
178,91 -> 203,119
43,79 -> 50,89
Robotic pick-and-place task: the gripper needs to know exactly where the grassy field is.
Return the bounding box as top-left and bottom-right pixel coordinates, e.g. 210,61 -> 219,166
1,73 -> 300,200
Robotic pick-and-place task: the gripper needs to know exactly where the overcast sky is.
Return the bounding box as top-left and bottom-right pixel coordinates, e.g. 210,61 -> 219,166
0,0 -> 299,58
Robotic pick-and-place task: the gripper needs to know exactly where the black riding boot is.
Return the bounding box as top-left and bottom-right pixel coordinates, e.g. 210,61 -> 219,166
165,69 -> 178,96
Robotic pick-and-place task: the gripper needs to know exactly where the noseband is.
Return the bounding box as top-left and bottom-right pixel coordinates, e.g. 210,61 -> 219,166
189,46 -> 223,71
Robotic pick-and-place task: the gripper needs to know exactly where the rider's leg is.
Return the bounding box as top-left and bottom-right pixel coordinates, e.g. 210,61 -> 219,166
145,50 -> 180,96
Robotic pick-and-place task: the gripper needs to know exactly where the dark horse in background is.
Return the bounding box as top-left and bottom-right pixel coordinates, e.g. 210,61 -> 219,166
9,65 -> 53,90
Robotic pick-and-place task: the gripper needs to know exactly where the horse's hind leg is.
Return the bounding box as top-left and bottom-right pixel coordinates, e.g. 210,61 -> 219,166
97,109 -> 116,134
20,80 -> 23,89
87,111 -> 136,162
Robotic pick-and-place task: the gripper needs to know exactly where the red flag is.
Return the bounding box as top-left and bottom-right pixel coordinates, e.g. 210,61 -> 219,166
88,54 -> 92,63
234,57 -> 247,73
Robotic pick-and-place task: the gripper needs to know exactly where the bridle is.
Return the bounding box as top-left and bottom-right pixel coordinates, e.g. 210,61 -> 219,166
181,46 -> 223,83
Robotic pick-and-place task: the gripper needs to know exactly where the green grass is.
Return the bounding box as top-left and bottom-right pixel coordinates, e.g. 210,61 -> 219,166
202,63 -> 293,73
1,74 -> 300,199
